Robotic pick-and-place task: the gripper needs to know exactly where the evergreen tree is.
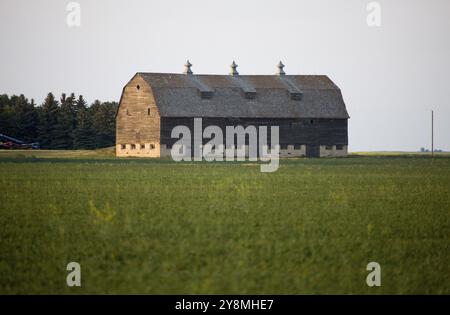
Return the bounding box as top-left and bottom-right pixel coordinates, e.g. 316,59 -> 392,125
73,95 -> 95,149
74,94 -> 87,121
0,94 -> 14,136
10,95 -> 38,142
1,92 -> 117,150
38,93 -> 59,148
52,93 -> 76,149
91,100 -> 117,148
11,94 -> 28,139
22,98 -> 38,142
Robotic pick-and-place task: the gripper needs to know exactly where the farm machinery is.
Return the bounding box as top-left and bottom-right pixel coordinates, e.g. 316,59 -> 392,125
0,133 -> 40,149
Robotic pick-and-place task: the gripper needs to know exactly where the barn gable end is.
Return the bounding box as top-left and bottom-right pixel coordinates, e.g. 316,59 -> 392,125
116,74 -> 161,157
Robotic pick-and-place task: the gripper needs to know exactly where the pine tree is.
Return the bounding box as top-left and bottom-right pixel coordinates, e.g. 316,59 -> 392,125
91,100 -> 117,148
1,92 -> 117,150
12,94 -> 29,140
38,92 -> 59,148
2,94 -> 37,142
0,94 -> 14,136
74,94 -> 87,121
21,98 -> 38,143
52,93 -> 76,149
73,95 -> 95,149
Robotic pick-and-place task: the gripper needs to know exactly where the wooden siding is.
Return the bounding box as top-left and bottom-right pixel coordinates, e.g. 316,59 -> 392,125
116,75 -> 161,156
160,117 -> 348,147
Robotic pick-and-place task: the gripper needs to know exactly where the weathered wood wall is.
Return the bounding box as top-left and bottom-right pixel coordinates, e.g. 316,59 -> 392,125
116,75 -> 161,156
160,117 -> 348,147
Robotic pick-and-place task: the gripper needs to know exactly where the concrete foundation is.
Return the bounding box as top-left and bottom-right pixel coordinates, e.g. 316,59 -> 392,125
116,143 -> 348,158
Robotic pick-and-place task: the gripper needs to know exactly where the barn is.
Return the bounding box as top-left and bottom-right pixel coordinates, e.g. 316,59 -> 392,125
115,61 -> 349,158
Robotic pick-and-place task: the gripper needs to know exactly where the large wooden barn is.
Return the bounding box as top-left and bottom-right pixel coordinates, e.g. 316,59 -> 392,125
115,62 -> 349,158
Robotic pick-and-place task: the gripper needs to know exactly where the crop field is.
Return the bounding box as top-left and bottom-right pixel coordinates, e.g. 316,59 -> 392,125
0,150 -> 449,294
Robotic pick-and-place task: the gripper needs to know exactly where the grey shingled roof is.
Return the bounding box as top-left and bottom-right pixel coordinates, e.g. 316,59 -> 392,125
138,73 -> 349,119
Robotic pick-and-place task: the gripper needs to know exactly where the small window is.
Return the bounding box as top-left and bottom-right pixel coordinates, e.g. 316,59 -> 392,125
131,144 -> 136,150
290,121 -> 301,128
121,144 -> 126,150
281,144 -> 288,150
136,85 -> 140,90
245,91 -> 256,99
290,92 -> 303,101
336,145 -> 344,150
150,143 -> 155,150
200,91 -> 213,99
325,145 -> 333,150
126,109 -> 129,115
166,144 -> 172,149
310,119 -> 314,125
140,144 -> 145,149
294,144 -> 302,150
147,108 -> 150,115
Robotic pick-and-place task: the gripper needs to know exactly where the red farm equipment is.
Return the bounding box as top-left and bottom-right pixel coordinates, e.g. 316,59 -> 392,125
0,134 -> 40,149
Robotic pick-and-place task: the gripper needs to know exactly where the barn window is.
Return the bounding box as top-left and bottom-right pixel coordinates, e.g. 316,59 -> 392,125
245,91 -> 256,99
325,145 -> 333,150
136,85 -> 140,90
336,145 -> 344,150
294,144 -> 302,150
290,121 -> 301,128
140,144 -> 145,149
290,92 -> 303,101
131,144 -> 136,150
147,108 -> 151,115
121,144 -> 126,150
150,143 -> 155,150
200,91 -> 213,99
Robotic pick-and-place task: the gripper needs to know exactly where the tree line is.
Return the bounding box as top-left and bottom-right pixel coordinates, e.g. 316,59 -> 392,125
0,93 -> 118,149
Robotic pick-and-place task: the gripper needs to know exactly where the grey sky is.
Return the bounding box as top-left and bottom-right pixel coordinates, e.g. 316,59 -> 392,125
1,0 -> 449,151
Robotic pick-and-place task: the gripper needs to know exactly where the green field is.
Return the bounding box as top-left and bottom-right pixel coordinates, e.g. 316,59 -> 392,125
0,150 -> 449,294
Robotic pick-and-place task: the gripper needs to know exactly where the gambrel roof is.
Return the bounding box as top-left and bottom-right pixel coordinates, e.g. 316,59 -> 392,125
134,72 -> 349,119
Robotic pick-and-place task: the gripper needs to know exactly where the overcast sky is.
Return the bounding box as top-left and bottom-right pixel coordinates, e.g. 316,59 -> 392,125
0,0 -> 449,151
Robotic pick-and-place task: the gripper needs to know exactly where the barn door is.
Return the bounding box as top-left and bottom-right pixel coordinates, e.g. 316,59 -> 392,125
306,144 -> 320,157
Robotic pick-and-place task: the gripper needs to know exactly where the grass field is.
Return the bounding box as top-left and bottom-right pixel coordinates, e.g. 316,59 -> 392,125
0,150 -> 449,294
